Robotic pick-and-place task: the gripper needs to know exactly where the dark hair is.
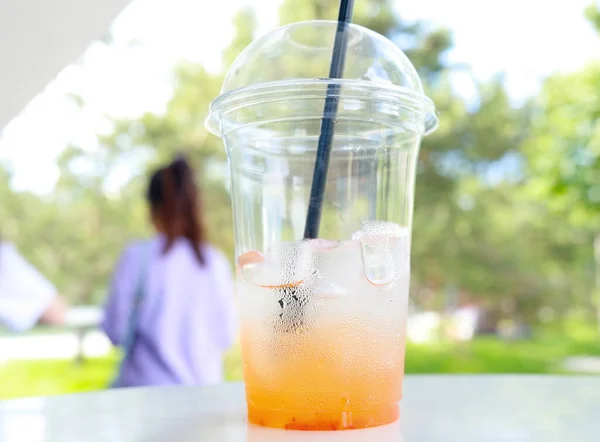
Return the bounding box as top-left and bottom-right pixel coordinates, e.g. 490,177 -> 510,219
147,156 -> 206,266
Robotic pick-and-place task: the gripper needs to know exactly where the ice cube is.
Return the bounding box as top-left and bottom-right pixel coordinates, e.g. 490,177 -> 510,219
238,251 -> 279,287
237,250 -> 265,267
268,240 -> 313,285
353,221 -> 410,286
352,220 -> 409,241
239,241 -> 315,287
309,239 -> 342,252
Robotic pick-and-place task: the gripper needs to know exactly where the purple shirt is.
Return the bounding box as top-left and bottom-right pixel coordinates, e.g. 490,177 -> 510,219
102,236 -> 237,387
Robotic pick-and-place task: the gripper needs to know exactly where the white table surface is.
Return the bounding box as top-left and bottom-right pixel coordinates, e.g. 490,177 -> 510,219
1,376 -> 599,442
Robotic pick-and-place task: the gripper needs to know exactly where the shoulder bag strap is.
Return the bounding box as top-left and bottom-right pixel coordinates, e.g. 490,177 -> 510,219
111,243 -> 151,388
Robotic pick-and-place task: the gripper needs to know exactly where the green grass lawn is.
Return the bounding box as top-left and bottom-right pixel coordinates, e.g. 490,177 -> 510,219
1,336 -> 599,400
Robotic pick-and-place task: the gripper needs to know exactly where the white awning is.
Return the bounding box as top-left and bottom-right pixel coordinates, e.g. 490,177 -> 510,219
0,0 -> 133,129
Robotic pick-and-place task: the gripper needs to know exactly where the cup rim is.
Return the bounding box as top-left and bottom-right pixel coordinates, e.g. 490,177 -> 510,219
205,78 -> 438,137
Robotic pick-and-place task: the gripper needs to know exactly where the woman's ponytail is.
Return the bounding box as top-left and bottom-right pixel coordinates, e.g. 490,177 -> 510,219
149,155 -> 206,266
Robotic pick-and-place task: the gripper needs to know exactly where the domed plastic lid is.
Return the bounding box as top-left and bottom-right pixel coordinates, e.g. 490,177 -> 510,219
206,21 -> 437,137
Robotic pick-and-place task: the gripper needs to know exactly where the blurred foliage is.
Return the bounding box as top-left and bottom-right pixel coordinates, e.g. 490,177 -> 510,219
522,5 -> 600,327
586,2 -> 600,32
0,0 -> 599,332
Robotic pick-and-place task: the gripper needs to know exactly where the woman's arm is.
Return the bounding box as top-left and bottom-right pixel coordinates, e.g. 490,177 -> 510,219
102,245 -> 137,346
0,244 -> 63,332
38,295 -> 67,326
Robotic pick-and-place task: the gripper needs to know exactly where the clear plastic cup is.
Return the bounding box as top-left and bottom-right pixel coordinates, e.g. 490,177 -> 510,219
207,20 -> 437,431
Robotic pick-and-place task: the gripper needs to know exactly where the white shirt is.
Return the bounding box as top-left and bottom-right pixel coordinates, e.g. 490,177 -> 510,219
0,243 -> 57,332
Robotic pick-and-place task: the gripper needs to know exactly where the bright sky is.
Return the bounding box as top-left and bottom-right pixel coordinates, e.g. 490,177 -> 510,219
0,0 -> 598,193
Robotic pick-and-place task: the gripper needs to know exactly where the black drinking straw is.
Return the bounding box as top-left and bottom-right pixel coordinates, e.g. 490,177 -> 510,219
303,0 -> 355,239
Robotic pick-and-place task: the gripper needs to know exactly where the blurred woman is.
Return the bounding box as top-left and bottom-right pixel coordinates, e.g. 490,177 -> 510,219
102,156 -> 236,387
0,242 -> 67,331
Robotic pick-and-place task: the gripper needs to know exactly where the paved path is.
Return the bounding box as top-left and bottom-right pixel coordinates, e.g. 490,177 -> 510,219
0,331 -> 111,363
562,356 -> 600,374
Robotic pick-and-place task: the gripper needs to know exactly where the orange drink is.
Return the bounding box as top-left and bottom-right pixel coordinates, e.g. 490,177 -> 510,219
238,233 -> 409,430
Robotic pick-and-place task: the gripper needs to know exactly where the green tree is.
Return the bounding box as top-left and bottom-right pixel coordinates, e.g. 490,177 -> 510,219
585,2 -> 600,32
523,7 -> 600,328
